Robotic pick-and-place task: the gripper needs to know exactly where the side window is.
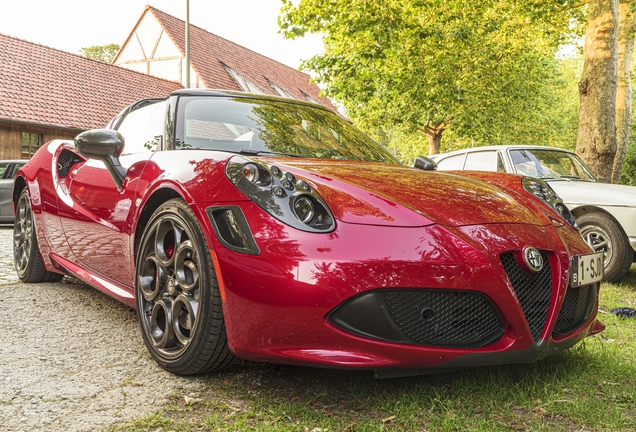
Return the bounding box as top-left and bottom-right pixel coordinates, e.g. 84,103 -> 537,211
436,154 -> 465,170
13,163 -> 25,177
5,163 -> 23,179
116,101 -> 166,154
496,153 -> 506,172
464,151 -> 499,172
0,163 -> 9,179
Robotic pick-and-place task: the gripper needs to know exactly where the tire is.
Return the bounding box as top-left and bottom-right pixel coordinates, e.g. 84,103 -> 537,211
577,212 -> 633,282
13,188 -> 64,283
135,198 -> 235,375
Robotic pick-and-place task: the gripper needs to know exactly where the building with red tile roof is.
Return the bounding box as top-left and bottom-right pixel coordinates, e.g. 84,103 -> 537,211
113,5 -> 337,112
0,5 -> 338,160
0,33 -> 182,159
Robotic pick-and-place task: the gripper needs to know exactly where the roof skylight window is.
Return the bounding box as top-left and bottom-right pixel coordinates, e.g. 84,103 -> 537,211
224,65 -> 265,94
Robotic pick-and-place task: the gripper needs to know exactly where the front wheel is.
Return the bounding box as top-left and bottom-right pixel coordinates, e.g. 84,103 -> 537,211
577,212 -> 632,282
135,198 -> 235,375
13,189 -> 64,283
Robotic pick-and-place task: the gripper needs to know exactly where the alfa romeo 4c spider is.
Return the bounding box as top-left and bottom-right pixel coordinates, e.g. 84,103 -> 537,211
13,90 -> 604,378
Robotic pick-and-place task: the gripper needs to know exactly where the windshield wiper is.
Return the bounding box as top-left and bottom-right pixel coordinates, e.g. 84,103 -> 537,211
560,175 -> 595,182
239,149 -> 305,158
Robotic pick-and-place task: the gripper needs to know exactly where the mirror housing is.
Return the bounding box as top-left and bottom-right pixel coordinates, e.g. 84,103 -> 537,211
413,156 -> 437,171
75,129 -> 127,189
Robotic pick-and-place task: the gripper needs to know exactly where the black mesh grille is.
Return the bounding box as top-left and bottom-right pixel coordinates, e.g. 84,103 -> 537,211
553,284 -> 597,335
57,150 -> 82,178
384,290 -> 503,348
500,252 -> 552,342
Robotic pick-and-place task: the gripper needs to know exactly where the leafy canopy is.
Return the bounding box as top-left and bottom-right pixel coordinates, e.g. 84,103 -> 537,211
280,0 -> 584,157
79,43 -> 120,63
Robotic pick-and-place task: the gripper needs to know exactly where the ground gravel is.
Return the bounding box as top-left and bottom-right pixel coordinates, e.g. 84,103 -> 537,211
0,226 -> 204,431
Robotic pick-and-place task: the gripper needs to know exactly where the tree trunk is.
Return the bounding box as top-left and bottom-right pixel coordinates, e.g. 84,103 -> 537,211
612,0 -> 636,184
417,125 -> 445,155
427,132 -> 443,155
576,0 -> 619,183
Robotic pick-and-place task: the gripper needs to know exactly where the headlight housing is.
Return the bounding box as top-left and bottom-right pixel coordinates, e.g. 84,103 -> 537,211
522,177 -> 578,229
226,156 -> 335,232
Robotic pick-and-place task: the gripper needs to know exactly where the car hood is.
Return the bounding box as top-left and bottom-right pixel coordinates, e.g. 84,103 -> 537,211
548,180 -> 636,207
275,159 -> 549,228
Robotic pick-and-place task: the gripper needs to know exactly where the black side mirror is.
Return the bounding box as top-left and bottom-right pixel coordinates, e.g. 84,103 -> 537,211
413,156 -> 437,171
75,129 -> 127,189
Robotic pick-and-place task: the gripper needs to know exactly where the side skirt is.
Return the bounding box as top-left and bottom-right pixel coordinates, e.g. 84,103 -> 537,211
49,253 -> 136,308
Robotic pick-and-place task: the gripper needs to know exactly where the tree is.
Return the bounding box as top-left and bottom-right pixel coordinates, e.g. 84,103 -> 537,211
79,43 -> 120,63
280,0 -> 583,156
575,0 -> 619,183
612,0 -> 636,183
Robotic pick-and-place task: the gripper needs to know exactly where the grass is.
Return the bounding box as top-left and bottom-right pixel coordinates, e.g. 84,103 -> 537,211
112,265 -> 636,432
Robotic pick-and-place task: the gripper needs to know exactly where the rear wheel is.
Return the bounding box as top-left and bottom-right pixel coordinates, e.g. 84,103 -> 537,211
13,189 -> 64,283
577,212 -> 632,282
135,198 -> 235,375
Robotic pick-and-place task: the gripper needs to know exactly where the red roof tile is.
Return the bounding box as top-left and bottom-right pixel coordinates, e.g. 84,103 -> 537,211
145,6 -> 339,112
0,33 -> 183,130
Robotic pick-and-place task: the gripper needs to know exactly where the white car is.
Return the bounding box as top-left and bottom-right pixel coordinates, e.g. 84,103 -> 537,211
429,145 -> 636,281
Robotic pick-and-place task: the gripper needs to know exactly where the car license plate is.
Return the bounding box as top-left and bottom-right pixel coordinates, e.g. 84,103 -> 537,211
571,252 -> 604,287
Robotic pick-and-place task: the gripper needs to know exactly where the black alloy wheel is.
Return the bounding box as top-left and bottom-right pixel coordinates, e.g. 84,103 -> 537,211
136,198 -> 235,375
13,188 -> 64,283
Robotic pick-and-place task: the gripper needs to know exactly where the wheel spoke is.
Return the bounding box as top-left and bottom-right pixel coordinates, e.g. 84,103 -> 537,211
581,226 -> 613,267
17,247 -> 27,272
138,255 -> 166,302
155,218 -> 176,267
149,299 -> 175,349
172,294 -> 199,345
13,197 -> 27,248
173,223 -> 185,254
586,233 -> 608,251
24,206 -> 33,236
174,240 -> 199,292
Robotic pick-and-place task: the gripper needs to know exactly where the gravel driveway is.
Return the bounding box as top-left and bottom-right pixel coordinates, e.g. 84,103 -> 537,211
0,225 -> 204,431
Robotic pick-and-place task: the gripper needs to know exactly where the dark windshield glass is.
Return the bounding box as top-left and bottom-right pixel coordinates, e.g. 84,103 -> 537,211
509,149 -> 597,181
174,96 -> 398,164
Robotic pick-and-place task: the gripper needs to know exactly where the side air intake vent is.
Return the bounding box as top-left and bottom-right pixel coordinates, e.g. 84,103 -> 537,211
206,206 -> 259,255
57,150 -> 83,178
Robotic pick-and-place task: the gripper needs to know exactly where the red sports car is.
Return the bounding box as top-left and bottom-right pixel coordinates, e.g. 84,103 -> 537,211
13,90 -> 604,378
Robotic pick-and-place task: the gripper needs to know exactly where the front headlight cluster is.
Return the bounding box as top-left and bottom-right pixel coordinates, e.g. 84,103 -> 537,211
522,177 -> 578,229
226,156 -> 335,233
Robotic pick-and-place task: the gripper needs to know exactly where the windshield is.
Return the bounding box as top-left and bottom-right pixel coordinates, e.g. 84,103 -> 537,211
174,96 -> 398,164
509,149 -> 597,182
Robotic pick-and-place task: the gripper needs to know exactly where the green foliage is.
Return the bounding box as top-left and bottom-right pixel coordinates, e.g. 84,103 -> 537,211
621,126 -> 636,185
79,43 -> 120,63
280,0 -> 585,157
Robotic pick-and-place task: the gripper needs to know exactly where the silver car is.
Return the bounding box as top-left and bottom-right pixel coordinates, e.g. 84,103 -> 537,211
430,146 -> 636,282
0,160 -> 27,223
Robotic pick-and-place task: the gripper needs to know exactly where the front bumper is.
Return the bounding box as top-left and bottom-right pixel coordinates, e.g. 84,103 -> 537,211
194,201 -> 602,374
374,318 -> 605,378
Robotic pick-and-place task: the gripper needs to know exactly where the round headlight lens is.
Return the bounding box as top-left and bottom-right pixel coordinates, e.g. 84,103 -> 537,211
294,196 -> 315,224
242,163 -> 260,183
242,163 -> 272,186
